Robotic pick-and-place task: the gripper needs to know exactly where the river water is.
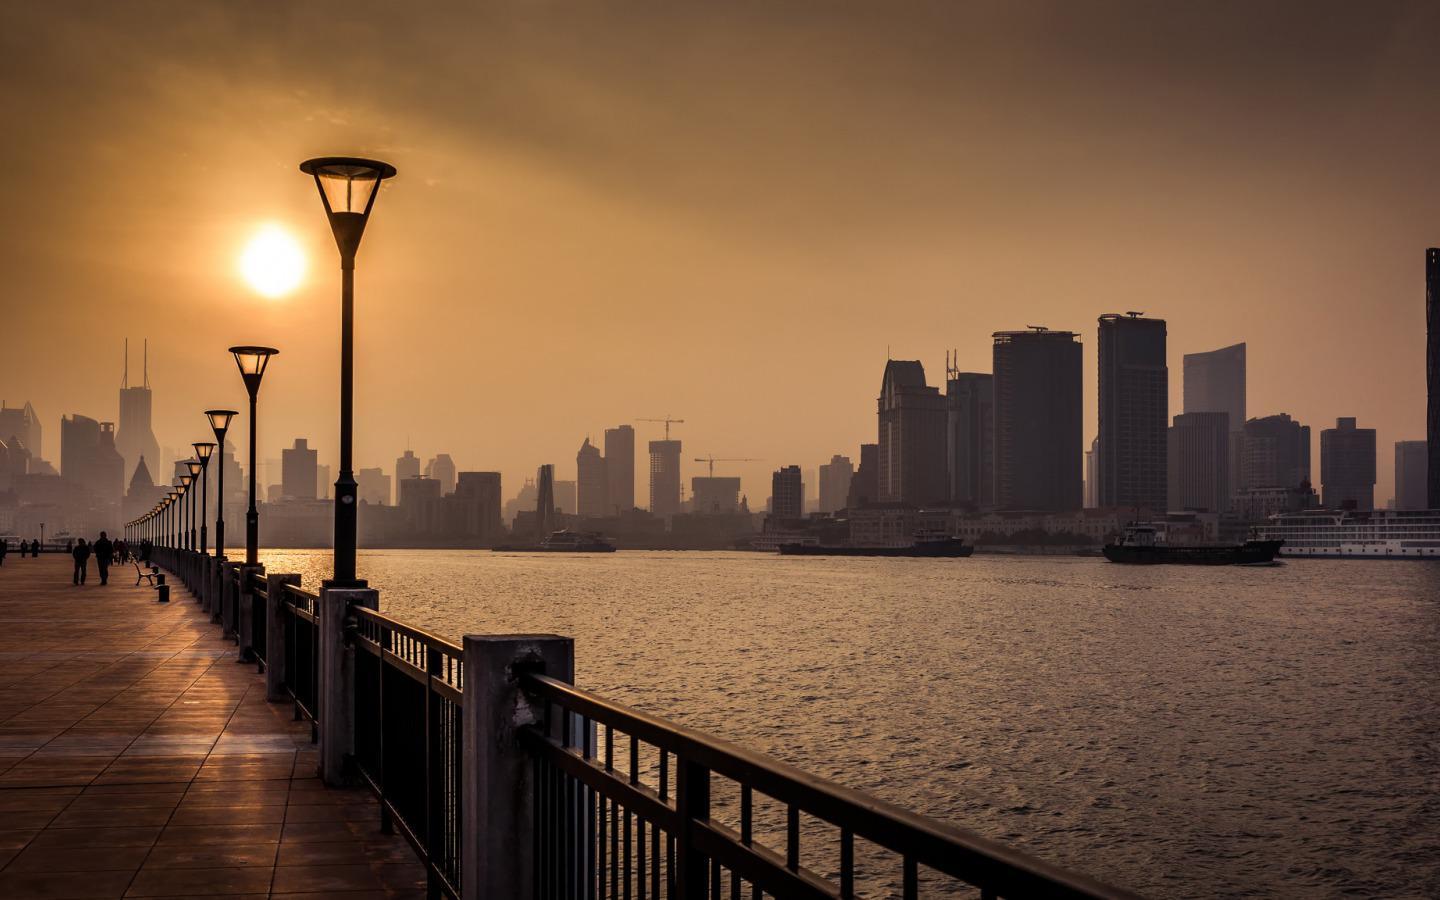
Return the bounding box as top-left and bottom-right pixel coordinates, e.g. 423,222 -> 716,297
258,549 -> 1440,898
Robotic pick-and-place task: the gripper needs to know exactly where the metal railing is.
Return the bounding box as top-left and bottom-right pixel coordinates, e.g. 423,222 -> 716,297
520,673 -> 1139,900
279,582 -> 321,730
352,607 -> 464,898
248,569 -> 269,666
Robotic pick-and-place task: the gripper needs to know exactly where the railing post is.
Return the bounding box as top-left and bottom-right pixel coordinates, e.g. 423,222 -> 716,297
676,758 -> 711,896
460,634 -> 574,900
265,574 -> 299,701
235,563 -> 264,644
318,585 -> 378,786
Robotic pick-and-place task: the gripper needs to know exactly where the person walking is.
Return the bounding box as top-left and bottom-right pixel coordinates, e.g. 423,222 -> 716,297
72,538 -> 90,585
31,538 -> 39,558
0,538 -> 7,567
94,532 -> 113,586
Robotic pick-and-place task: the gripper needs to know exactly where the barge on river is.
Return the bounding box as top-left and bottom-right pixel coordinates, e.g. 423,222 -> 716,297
1103,524 -> 1283,565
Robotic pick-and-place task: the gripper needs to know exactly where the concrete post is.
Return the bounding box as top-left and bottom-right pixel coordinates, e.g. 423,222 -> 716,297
318,586 -> 378,786
265,573 -> 299,701
214,561 -> 235,624
235,564 -> 264,645
460,634 -> 574,900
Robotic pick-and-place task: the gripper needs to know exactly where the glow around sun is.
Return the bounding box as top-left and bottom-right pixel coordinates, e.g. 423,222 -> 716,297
239,225 -> 306,297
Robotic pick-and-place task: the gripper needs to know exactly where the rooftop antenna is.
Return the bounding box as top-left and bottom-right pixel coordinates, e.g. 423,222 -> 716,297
143,339 -> 150,389
122,339 -> 129,389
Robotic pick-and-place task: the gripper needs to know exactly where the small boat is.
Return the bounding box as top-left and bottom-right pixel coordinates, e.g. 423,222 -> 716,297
493,530 -> 617,553
778,535 -> 973,558
1102,524 -> 1282,565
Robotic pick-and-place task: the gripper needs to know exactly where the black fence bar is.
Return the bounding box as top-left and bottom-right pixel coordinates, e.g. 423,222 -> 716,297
280,583 -> 321,731
248,569 -> 269,667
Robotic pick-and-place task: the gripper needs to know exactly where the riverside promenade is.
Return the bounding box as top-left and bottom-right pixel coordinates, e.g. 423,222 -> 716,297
0,554 -> 425,899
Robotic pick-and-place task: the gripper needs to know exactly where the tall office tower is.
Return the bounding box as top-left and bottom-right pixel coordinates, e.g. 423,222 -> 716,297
1084,437 -> 1098,508
1394,441 -> 1428,510
1429,249 -> 1440,508
115,340 -> 160,484
282,439 -> 318,500
357,467 -> 392,506
817,455 -> 853,514
395,449 -> 421,484
576,438 -> 608,517
454,472 -> 504,541
1241,414 -> 1311,489
992,329 -> 1083,511
876,360 -> 948,506
0,401 -> 43,461
846,443 -> 879,509
1183,341 -> 1245,496
316,465 -> 332,500
649,440 -> 682,518
1320,417 -> 1376,510
60,415 -> 125,504
604,425 -> 635,514
399,476 -> 443,533
425,453 -> 458,496
535,464 -> 557,537
771,465 -> 803,520
944,363 -> 994,508
553,480 -> 577,515
122,455 -> 166,523
691,477 -> 741,514
1097,313 -> 1168,510
1168,412 -> 1230,512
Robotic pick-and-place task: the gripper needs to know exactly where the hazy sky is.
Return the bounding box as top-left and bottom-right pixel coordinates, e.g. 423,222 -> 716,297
2,1 -> 1436,503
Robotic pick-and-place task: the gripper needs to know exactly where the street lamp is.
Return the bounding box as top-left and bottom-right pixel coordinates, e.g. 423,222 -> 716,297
230,346 -> 279,566
300,156 -> 397,588
184,460 -> 202,551
193,443 -> 215,554
166,492 -> 178,549
178,474 -> 194,551
206,410 -> 237,560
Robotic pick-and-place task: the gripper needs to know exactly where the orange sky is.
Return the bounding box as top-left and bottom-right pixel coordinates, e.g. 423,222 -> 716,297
2,2 -> 1436,504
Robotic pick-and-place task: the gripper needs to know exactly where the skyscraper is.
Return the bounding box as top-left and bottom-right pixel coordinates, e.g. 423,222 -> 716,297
0,401 -> 42,462
1429,248 -> 1440,508
876,360 -> 947,506
536,464 -> 557,537
61,414 -> 125,505
604,425 -> 635,514
576,437 -> 608,517
992,328 -> 1083,511
1168,412 -> 1230,512
115,340 -> 160,484
1097,313 -> 1168,510
1183,341 -> 1245,500
846,443 -> 879,509
691,477 -> 741,514
1394,440 -> 1428,510
395,449 -> 421,484
1320,417 -> 1376,510
649,439 -> 682,518
944,365 -> 993,508
1241,414 -> 1311,490
425,453 -> 457,496
453,471 -> 504,541
770,465 -> 803,520
357,467 -> 391,506
282,439 -> 318,501
817,454 -> 853,514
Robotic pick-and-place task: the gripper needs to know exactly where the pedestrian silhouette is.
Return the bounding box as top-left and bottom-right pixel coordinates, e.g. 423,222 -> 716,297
94,532 -> 113,585
72,538 -> 90,585
0,538 -> 7,567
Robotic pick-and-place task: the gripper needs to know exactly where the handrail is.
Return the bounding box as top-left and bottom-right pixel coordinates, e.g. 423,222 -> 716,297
522,672 -> 1140,900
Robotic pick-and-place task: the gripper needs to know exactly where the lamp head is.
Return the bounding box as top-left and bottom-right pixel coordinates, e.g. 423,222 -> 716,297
205,409 -> 238,439
193,442 -> 215,465
228,346 -> 279,398
299,157 -> 397,261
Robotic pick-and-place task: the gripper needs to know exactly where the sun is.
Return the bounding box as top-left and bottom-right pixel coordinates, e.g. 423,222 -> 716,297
239,225 -> 306,297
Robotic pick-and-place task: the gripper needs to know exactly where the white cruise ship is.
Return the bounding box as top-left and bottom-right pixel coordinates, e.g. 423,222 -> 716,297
1254,509 -> 1440,559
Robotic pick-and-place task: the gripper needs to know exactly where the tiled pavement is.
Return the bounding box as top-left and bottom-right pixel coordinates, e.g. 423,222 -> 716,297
0,554 -> 428,898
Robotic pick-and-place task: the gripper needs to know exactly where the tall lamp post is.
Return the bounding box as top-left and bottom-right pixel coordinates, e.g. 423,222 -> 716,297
166,492 -> 178,549
178,475 -> 193,550
206,410 -> 237,559
193,444 -> 215,554
300,156 -> 397,588
184,461 -> 202,551
229,347 -> 279,566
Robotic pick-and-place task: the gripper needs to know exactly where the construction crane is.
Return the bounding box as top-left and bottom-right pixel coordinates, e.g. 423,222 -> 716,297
637,416 -> 685,440
693,456 -> 759,478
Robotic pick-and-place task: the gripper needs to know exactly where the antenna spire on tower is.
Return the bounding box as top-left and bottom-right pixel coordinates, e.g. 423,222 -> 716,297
143,339 -> 150,389
122,339 -> 129,389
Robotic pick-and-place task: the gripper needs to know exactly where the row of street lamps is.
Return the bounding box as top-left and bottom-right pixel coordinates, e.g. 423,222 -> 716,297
125,156 -> 396,590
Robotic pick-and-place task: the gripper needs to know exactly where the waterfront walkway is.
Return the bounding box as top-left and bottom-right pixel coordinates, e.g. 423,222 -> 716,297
0,554 -> 426,899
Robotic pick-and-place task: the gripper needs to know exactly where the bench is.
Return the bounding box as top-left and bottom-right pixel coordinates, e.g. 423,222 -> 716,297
134,562 -> 158,587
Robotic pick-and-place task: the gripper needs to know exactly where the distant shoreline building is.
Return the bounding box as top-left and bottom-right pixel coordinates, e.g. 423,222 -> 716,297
1168,412 -> 1230,513
649,439 -> 682,518
945,362 -> 993,509
604,425 -> 635,514
1394,440 -> 1427,510
993,328 -> 1083,511
876,360 -> 947,506
1097,313 -> 1168,510
577,437 -> 607,517
1320,417 -> 1376,511
817,454 -> 853,514
281,439 -> 318,501
115,341 -> 160,485
770,465 -> 803,521
1183,341 -> 1245,502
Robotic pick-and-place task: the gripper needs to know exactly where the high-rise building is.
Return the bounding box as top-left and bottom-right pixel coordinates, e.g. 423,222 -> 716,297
817,455 -> 853,514
282,439 -> 318,500
61,415 -> 125,505
1097,313 -> 1168,510
770,465 -> 803,520
425,453 -> 457,496
649,440 -> 682,518
399,475 -> 443,533
944,365 -> 993,508
115,340 -> 160,485
1084,436 -> 1098,509
604,425 -> 635,514
576,438 -> 608,517
452,471 -> 504,541
1429,248 -> 1440,508
691,476 -> 741,514
1241,414 -> 1311,490
992,329 -> 1083,511
876,360 -> 947,506
316,464 -> 331,500
1394,440 -> 1428,510
395,449 -> 421,484
846,443 -> 879,509
357,467 -> 391,506
1320,417 -> 1376,510
1183,342 -> 1245,499
0,401 -> 42,462
553,480 -> 577,515
536,464 -> 557,537
1168,412 -> 1230,512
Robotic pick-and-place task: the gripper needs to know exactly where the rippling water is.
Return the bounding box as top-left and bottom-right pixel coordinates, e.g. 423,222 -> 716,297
259,549 -> 1440,898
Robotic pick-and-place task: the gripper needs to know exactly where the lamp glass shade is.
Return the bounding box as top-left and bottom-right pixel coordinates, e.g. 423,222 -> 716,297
229,346 -> 279,378
179,474 -> 193,489
302,159 -> 395,215
206,409 -> 237,435
185,459 -> 202,477
193,442 -> 215,462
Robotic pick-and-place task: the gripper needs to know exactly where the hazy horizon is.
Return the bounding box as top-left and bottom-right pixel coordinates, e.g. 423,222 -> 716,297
4,1 -> 1437,504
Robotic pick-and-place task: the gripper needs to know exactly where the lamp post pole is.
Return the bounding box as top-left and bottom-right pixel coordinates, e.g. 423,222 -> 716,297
194,444 -> 214,555
207,412 -> 235,562
229,348 -> 278,567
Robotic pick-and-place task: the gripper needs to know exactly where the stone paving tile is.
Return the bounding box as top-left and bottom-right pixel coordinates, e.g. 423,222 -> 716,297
0,556 -> 423,898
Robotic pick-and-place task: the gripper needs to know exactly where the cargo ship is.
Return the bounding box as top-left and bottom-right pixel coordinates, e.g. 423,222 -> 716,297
1102,524 -> 1282,565
493,531 -> 617,553
777,535 -> 973,558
